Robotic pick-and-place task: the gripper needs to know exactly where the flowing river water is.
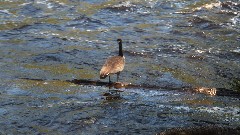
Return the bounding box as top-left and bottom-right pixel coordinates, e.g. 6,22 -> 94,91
0,0 -> 240,134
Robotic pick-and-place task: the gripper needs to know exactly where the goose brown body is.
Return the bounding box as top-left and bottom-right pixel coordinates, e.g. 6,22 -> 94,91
100,39 -> 125,82
100,56 -> 125,79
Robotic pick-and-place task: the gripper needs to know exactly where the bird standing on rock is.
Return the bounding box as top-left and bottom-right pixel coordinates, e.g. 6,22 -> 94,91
100,39 -> 125,84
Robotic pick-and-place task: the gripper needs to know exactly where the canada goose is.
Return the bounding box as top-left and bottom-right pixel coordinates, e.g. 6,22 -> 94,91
100,39 -> 125,83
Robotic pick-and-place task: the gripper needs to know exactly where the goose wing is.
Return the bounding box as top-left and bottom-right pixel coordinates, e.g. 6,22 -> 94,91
100,56 -> 125,79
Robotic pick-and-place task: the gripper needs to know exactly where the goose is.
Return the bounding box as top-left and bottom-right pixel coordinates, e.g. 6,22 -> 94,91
100,39 -> 125,83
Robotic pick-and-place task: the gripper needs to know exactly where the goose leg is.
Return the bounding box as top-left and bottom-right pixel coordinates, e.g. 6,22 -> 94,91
117,72 -> 120,82
109,76 -> 111,84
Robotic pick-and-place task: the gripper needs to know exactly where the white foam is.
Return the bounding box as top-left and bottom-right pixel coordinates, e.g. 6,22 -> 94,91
113,1 -> 135,8
174,106 -> 191,111
195,49 -> 205,54
232,48 -> 240,54
198,106 -> 240,117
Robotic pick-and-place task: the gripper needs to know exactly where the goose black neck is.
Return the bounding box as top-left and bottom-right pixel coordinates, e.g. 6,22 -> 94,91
118,41 -> 123,57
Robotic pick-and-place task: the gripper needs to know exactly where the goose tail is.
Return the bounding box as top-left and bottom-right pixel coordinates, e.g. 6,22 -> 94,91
100,72 -> 109,79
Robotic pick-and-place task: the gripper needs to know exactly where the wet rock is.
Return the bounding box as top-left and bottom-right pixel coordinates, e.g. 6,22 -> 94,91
193,87 -> 216,96
104,2 -> 137,12
83,117 -> 96,124
64,49 -> 80,56
195,31 -> 207,38
133,27 -> 145,33
103,90 -> 122,100
184,86 -> 240,98
33,54 -> 62,62
103,92 -> 112,96
61,38 -> 68,41
215,88 -> 240,98
189,16 -> 212,24
66,15 -> 106,30
186,54 -> 205,60
221,1 -> 240,11
218,1 -> 239,15
124,50 -> 152,58
73,15 -> 103,25
158,125 -> 240,135
112,82 -> 130,89
230,78 -> 240,92
147,70 -> 163,77
189,16 -> 221,29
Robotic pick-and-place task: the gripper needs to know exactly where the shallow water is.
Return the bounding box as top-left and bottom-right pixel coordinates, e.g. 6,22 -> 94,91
0,0 -> 240,134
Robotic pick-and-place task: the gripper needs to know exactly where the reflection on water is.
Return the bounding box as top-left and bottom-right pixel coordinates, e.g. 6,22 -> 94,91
0,0 -> 240,134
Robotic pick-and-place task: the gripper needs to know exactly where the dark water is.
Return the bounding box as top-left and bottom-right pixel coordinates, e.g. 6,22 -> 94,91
0,0 -> 240,134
